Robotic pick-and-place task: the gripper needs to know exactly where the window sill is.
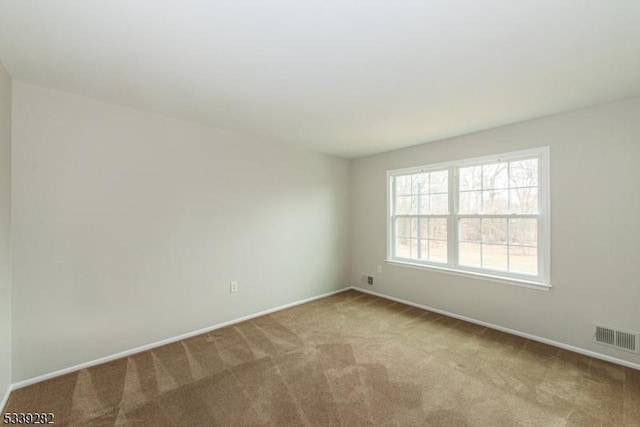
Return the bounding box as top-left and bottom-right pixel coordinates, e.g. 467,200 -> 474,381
384,259 -> 551,291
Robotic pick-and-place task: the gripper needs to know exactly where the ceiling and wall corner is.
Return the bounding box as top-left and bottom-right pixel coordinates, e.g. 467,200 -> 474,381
0,0 -> 638,158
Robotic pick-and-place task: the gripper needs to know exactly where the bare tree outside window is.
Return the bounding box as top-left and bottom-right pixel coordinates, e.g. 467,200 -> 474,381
393,170 -> 448,263
458,158 -> 539,275
389,147 -> 548,285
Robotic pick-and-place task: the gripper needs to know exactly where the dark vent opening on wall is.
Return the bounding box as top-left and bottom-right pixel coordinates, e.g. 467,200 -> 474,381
595,325 -> 639,353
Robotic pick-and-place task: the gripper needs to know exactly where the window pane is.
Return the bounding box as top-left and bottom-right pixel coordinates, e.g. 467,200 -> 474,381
419,239 -> 429,261
510,188 -> 538,214
390,149 -> 546,284
429,218 -> 447,240
482,218 -> 507,244
483,162 -> 508,189
395,195 -> 412,215
410,239 -> 419,259
396,218 -> 411,238
459,166 -> 481,191
482,244 -> 508,271
459,191 -> 481,214
395,175 -> 412,196
429,240 -> 447,263
509,218 -> 537,246
510,159 -> 538,188
459,218 -> 480,242
395,238 -> 411,258
412,173 -> 428,194
417,195 -> 429,214
418,218 -> 428,239
482,189 -> 508,213
430,194 -> 448,214
459,242 -> 481,267
509,246 -> 537,275
410,218 -> 419,239
430,170 -> 448,193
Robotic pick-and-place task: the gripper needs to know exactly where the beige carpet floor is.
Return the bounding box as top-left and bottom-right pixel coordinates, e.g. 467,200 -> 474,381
4,289 -> 640,426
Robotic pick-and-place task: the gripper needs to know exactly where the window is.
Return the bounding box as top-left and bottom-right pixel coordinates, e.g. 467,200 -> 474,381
387,147 -> 550,288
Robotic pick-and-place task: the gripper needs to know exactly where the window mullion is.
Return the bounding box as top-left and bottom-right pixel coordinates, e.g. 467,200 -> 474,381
480,217 -> 484,268
538,154 -> 545,282
506,216 -> 511,272
449,165 -> 457,268
538,215 -> 543,281
388,175 -> 396,260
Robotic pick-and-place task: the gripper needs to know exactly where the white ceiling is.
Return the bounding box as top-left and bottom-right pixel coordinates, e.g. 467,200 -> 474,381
1,1 -> 639,158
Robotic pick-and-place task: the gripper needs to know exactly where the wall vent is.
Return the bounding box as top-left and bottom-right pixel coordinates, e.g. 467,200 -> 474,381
595,325 -> 639,353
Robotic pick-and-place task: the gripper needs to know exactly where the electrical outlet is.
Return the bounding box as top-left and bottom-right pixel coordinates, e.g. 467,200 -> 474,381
230,281 -> 238,293
367,276 -> 374,285
377,265 -> 383,273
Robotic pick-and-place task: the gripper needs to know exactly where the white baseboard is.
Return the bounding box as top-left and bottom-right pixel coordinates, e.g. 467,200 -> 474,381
10,284 -> 637,395
11,287 -> 351,390
1,386 -> 10,413
351,286 -> 640,371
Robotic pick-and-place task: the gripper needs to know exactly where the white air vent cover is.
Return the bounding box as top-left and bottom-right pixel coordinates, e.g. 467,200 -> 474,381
595,325 -> 639,353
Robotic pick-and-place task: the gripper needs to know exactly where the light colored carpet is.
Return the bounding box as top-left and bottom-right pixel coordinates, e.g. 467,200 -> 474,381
4,290 -> 640,426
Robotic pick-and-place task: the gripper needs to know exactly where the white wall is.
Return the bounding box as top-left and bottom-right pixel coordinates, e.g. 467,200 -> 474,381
8,78 -> 640,384
351,97 -> 640,365
0,62 -> 11,406
11,81 -> 351,381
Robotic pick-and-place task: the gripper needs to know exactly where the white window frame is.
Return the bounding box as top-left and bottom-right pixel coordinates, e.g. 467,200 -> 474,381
386,147 -> 551,290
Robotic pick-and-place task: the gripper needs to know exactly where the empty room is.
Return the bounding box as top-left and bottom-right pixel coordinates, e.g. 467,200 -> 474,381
1,0 -> 639,425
